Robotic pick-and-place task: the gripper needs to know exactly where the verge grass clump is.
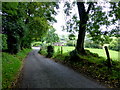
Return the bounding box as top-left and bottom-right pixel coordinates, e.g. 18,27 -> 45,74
2,48 -> 31,88
2,53 -> 21,88
38,46 -> 120,88
16,48 -> 31,60
68,49 -> 120,88
38,46 -> 47,56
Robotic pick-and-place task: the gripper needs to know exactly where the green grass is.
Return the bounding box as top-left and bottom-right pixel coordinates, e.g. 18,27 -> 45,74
86,48 -> 119,61
39,46 -> 120,88
54,46 -> 119,61
2,48 -> 31,88
2,53 -> 21,88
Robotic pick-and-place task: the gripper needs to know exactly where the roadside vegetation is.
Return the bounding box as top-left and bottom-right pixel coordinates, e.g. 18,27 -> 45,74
54,46 -> 119,61
2,1 -> 120,88
2,2 -> 57,89
39,46 -> 120,88
2,49 -> 31,88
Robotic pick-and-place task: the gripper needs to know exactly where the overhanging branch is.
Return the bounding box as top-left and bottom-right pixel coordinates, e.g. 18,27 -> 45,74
86,2 -> 93,14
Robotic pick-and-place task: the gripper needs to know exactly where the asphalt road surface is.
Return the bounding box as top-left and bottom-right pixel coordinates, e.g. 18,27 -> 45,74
18,49 -> 106,88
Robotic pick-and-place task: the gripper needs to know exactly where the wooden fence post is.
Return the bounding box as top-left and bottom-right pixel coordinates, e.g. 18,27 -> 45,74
104,46 -> 112,69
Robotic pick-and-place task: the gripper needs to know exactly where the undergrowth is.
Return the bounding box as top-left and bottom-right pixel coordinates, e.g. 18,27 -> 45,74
2,48 -> 31,88
39,47 -> 120,88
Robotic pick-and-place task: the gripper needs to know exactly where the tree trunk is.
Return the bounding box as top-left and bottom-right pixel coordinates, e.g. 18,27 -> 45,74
7,33 -> 20,54
76,2 -> 88,53
76,2 -> 92,53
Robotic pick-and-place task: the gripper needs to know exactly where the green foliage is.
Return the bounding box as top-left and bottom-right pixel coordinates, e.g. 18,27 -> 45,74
53,52 -> 70,62
63,1 -> 119,52
68,34 -> 76,40
2,2 -> 23,53
66,40 -> 74,46
47,45 -> 54,58
0,34 -> 7,50
2,2 -> 58,54
2,49 -> 31,88
16,49 -> 32,60
38,46 -> 47,56
54,46 -> 119,61
2,53 -> 21,88
41,27 -> 60,45
56,47 -> 61,54
63,1 -> 79,33
32,42 -> 42,47
109,38 -> 120,51
85,41 -> 102,49
50,46 -> 120,88
69,49 -> 80,62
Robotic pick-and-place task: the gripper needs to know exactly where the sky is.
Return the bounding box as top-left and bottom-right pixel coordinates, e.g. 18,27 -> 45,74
53,2 -> 71,36
53,1 -> 80,37
53,1 -> 118,37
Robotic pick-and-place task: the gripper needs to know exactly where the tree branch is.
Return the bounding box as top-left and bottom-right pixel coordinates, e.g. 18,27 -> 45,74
86,2 -> 93,14
77,2 -> 86,19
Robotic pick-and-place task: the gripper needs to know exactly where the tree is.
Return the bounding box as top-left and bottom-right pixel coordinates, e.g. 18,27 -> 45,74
86,33 -> 113,47
68,34 -> 76,46
2,2 -> 24,53
109,37 -> 120,51
76,2 -> 93,53
2,2 -> 58,54
41,27 -> 60,45
19,2 -> 57,49
63,1 -> 119,53
68,34 -> 76,40
63,1 -> 93,52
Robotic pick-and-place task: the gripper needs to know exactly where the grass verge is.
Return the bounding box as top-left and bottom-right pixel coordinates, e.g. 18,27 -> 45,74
39,46 -> 120,88
2,48 -> 32,88
54,46 -> 119,61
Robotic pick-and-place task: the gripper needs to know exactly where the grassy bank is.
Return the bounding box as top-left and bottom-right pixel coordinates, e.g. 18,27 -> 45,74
54,46 -> 119,61
2,49 -> 32,88
39,46 -> 120,88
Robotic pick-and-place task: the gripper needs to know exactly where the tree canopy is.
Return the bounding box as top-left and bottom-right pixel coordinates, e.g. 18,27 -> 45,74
41,27 -> 60,45
62,1 -> 119,53
2,2 -> 58,54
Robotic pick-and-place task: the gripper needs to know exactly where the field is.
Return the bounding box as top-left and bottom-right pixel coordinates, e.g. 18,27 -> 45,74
54,46 -> 119,61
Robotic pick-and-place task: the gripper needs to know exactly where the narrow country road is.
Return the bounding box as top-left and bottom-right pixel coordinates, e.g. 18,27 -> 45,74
18,48 -> 106,88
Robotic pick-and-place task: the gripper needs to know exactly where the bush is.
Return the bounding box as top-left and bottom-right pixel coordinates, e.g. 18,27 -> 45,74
2,48 -> 31,88
53,52 -> 70,62
85,41 -> 102,49
38,47 -> 47,56
16,48 -> 32,60
109,38 -> 119,51
69,49 -> 80,62
0,34 -> 8,50
85,50 -> 99,57
66,41 -> 74,46
46,45 -> 54,58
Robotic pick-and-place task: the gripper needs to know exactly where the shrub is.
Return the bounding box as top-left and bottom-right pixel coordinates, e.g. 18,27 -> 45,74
66,41 -> 74,46
0,34 -> 8,50
85,50 -> 99,57
53,52 -> 70,62
38,46 -> 47,56
46,45 -> 54,58
85,41 -> 102,49
69,49 -> 80,62
109,38 -> 119,51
